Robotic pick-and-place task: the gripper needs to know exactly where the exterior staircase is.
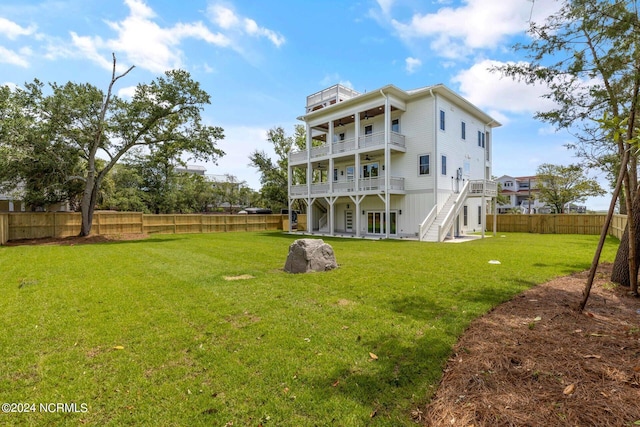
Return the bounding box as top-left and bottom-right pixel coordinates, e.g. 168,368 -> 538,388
421,194 -> 458,242
420,180 -> 471,242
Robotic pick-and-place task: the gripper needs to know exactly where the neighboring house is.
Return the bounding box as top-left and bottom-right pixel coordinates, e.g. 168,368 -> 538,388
496,175 -> 548,214
496,175 -> 586,214
0,192 -> 25,212
287,83 -> 500,242
175,165 -> 207,175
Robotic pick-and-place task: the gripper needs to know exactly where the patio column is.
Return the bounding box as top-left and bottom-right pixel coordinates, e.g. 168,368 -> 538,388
306,122 -> 312,233
383,91 -> 390,239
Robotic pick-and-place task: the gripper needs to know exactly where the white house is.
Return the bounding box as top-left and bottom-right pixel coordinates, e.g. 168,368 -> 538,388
287,83 -> 500,241
496,175 -> 547,214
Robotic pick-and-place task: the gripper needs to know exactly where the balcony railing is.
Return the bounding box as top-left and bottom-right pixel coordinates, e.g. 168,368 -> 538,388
289,131 -> 406,163
289,177 -> 405,197
306,84 -> 361,112
469,180 -> 497,197
332,137 -> 356,154
359,131 -> 406,149
310,145 -> 330,159
289,150 -> 307,164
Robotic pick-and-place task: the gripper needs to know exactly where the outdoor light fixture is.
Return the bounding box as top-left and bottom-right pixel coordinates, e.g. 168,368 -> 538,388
399,210 -> 402,215
347,204 -> 350,209
362,210 -> 365,215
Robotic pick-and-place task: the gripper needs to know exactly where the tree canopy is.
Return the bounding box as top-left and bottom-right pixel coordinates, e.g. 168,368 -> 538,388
495,0 -> 640,300
248,125 -> 306,213
535,163 -> 605,213
0,54 -> 225,235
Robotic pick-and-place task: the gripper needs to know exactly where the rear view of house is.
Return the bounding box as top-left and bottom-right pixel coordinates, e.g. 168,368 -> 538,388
287,83 -> 500,241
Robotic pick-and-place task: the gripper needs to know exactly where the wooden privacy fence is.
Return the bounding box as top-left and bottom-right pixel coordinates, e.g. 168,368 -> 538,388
487,214 -> 627,238
0,214 -> 8,245
1,212 -> 306,243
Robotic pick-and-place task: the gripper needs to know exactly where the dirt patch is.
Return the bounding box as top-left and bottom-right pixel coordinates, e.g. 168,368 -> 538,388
223,274 -> 255,281
4,233 -> 149,246
422,263 -> 640,426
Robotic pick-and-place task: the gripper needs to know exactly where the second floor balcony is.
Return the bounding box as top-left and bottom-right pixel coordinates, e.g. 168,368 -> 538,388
289,131 -> 406,165
289,176 -> 405,197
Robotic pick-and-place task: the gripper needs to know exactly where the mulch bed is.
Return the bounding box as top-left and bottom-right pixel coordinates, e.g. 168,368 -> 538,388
422,263 -> 640,426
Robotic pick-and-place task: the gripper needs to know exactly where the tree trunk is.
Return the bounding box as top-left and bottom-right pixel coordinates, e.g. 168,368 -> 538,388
79,169 -> 96,236
611,188 -> 640,287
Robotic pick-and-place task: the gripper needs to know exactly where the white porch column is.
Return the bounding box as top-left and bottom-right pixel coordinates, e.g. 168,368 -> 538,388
328,196 -> 335,236
287,162 -> 293,232
383,92 -> 390,239
328,120 -> 334,155
355,113 -> 360,149
306,122 -> 312,233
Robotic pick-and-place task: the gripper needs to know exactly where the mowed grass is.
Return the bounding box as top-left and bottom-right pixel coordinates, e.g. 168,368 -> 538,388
0,232 -> 618,426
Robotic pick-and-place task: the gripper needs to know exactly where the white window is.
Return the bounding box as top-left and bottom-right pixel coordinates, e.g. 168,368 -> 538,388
441,155 -> 447,176
440,110 -> 445,131
392,118 -> 400,133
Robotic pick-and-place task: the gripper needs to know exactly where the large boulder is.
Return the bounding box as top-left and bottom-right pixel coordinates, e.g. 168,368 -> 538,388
284,239 -> 338,273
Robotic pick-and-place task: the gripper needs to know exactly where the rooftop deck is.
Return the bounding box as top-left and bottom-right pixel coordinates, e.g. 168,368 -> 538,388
306,84 -> 361,113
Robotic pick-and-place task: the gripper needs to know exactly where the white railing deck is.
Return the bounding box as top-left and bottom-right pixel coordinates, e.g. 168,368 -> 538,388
468,180 -> 497,197
306,85 -> 361,112
288,131 -> 406,163
289,176 -> 405,197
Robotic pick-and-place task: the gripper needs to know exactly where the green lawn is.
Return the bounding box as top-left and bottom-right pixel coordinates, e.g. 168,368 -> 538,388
0,232 -> 618,426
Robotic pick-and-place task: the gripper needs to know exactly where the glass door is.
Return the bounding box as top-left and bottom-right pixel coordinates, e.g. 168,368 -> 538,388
366,211 -> 397,235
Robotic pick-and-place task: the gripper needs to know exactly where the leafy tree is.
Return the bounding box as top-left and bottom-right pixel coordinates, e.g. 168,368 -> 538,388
0,83 -> 85,211
0,54 -> 224,234
495,0 -> 640,301
214,174 -> 249,213
97,162 -> 148,212
249,125 -> 307,213
535,164 -> 605,213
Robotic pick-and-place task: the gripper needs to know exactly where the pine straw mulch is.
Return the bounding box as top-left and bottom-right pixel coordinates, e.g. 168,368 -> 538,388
422,263 -> 640,427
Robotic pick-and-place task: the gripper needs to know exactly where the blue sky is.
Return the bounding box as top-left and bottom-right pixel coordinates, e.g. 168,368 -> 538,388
0,0 -> 610,210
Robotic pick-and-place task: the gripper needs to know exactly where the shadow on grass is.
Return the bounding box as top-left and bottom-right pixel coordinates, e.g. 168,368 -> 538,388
307,333 -> 451,421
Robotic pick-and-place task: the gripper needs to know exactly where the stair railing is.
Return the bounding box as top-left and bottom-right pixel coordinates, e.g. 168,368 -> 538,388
437,180 -> 470,242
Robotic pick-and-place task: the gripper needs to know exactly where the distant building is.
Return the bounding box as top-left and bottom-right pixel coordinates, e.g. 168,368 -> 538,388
175,165 -> 207,175
496,175 -> 586,214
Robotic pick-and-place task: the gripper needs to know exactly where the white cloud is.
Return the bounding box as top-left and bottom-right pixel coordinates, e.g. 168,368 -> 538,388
117,85 -> 137,98
207,3 -> 285,47
0,45 -> 30,67
209,4 -> 240,29
70,0 -> 230,73
376,0 -> 395,16
405,57 -> 421,74
0,17 -> 36,40
390,0 -> 562,59
452,59 -> 556,116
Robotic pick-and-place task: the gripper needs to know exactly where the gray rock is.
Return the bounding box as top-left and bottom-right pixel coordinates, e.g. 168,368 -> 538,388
284,239 -> 338,273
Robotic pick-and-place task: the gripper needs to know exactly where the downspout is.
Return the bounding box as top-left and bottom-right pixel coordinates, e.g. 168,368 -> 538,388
380,89 -> 390,238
